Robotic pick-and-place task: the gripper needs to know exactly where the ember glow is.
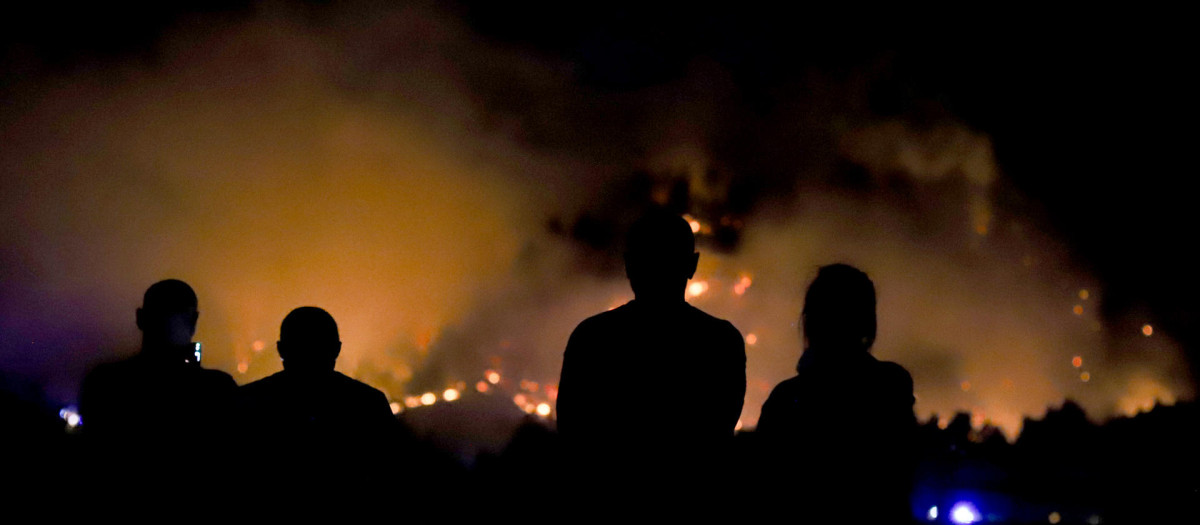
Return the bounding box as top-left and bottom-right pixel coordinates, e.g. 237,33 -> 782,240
0,2 -> 1192,442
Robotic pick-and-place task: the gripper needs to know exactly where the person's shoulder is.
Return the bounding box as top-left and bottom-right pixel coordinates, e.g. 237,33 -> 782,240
579,303 -> 630,328
80,361 -> 121,399
84,359 -> 123,382
91,355 -> 144,375
759,375 -> 805,428
82,355 -> 145,388
239,371 -> 285,395
873,360 -> 913,388
766,375 -> 804,400
332,372 -> 388,401
198,367 -> 237,388
683,304 -> 739,330
568,304 -> 630,340
683,304 -> 744,343
872,359 -> 915,404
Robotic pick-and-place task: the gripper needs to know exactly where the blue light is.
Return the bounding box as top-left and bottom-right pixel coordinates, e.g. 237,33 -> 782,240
949,501 -> 981,524
58,406 -> 82,428
927,505 -> 939,521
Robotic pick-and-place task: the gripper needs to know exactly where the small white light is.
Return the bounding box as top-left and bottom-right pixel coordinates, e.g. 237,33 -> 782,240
927,505 -> 939,521
59,407 -> 82,428
950,502 -> 980,524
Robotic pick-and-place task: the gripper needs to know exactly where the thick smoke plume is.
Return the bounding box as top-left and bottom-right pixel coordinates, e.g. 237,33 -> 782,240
0,3 -> 1189,437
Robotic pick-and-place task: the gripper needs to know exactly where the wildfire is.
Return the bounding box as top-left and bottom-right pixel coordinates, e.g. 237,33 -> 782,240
1117,375 -> 1176,416
732,274 -> 752,296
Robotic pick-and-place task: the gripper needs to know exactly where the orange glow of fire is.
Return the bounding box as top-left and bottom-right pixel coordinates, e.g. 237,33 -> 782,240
733,274 -> 752,296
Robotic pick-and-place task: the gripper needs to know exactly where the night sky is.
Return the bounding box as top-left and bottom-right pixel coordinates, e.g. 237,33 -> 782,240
2,2 -> 1196,435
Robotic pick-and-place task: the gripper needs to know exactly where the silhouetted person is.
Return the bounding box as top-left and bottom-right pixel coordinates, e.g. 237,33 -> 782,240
237,306 -> 396,508
556,211 -> 746,511
78,279 -> 236,511
756,264 -> 916,523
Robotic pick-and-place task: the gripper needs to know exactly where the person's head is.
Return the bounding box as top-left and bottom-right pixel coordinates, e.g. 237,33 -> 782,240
801,264 -> 877,352
277,307 -> 341,373
136,279 -> 199,349
624,211 -> 699,302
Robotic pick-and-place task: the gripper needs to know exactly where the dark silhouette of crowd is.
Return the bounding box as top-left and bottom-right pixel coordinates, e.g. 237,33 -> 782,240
3,211 -> 1193,523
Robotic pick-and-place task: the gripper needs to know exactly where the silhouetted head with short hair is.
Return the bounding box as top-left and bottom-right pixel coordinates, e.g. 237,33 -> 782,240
624,211 -> 699,303
802,264 -> 877,353
277,306 -> 342,374
136,279 -> 199,353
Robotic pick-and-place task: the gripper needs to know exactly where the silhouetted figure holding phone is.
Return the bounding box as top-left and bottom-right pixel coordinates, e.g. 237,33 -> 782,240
78,279 -> 236,509
556,211 -> 746,511
756,264 -> 916,523
81,279 -> 236,439
238,306 -> 396,506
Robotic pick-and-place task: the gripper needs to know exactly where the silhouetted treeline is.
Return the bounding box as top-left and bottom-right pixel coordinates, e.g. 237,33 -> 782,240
910,400 -> 1199,524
